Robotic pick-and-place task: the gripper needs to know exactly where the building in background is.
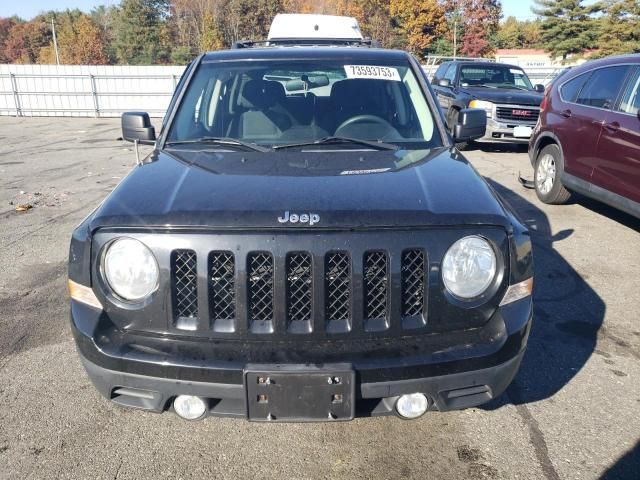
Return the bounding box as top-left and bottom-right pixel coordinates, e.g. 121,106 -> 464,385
495,49 -> 594,68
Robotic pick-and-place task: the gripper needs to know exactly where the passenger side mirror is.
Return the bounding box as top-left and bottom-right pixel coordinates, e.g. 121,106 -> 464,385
534,84 -> 545,93
453,108 -> 487,142
438,79 -> 451,88
121,112 -> 156,145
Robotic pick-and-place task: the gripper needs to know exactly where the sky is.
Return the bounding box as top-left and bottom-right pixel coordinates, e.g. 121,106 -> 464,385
1,0 -> 537,21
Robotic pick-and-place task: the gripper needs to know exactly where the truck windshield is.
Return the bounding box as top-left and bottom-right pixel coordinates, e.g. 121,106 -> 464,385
166,59 -> 442,149
459,65 -> 534,90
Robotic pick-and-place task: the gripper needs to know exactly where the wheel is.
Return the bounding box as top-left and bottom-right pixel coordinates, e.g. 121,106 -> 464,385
448,109 -> 468,150
534,144 -> 571,204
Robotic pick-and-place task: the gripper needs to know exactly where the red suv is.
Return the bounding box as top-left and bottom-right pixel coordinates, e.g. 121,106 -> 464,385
529,54 -> 640,218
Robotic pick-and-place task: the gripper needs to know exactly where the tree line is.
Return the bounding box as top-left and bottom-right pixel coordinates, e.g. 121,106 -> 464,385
0,0 -> 638,66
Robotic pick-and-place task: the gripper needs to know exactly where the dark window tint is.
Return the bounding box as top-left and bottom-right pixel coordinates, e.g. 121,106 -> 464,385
618,68 -> 640,115
432,63 -> 449,83
559,72 -> 589,102
443,64 -> 457,83
576,66 -> 631,109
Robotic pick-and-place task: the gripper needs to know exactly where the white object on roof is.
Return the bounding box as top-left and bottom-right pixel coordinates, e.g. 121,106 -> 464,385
268,14 -> 363,41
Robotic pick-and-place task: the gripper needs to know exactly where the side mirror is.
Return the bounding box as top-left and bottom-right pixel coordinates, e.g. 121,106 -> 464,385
453,108 -> 487,142
121,112 -> 156,145
534,84 -> 545,93
438,78 -> 452,88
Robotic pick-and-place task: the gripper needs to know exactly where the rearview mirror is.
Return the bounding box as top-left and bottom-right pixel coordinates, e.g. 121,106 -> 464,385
121,112 -> 156,145
285,74 -> 330,91
453,108 -> 486,142
438,79 -> 451,88
534,84 -> 545,93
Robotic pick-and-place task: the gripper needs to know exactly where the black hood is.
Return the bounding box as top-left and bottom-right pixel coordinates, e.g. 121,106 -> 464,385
464,86 -> 543,106
90,147 -> 510,231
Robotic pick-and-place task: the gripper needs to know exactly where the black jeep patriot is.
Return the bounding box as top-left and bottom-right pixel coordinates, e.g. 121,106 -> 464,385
68,43 -> 534,421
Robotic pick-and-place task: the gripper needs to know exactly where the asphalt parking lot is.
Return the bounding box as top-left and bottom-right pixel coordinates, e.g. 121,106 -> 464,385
0,117 -> 638,480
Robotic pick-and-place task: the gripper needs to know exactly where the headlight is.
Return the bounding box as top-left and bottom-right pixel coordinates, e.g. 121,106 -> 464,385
442,236 -> 497,299
103,237 -> 159,301
469,100 -> 493,118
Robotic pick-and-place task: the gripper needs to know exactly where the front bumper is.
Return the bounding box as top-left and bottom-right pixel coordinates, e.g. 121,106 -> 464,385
71,297 -> 532,420
478,118 -> 536,144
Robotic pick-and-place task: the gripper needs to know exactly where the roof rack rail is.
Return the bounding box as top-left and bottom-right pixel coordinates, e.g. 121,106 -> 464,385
232,38 -> 381,49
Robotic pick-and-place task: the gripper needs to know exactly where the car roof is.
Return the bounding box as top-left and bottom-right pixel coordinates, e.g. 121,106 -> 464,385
453,61 -> 523,70
201,46 -> 410,63
563,53 -> 640,75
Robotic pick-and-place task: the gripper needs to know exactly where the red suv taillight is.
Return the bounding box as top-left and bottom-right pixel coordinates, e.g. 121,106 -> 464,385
540,95 -> 548,112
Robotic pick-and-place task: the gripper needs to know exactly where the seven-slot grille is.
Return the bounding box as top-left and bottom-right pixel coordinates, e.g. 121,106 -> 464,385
495,105 -> 539,123
171,248 -> 426,335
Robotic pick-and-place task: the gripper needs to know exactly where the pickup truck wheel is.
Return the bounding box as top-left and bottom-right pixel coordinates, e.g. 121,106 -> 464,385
534,144 -> 571,204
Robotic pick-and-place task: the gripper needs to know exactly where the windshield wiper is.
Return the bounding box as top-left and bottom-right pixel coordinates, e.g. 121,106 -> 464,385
273,136 -> 398,151
165,136 -> 270,152
495,84 -> 530,91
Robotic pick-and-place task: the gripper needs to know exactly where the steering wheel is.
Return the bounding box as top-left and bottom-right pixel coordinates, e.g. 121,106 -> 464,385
334,114 -> 397,139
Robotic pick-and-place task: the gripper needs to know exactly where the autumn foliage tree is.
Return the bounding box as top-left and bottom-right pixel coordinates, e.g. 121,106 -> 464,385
0,17 -> 18,63
39,12 -> 108,64
457,0 -> 501,57
389,0 -> 447,55
495,16 -> 543,49
3,18 -> 50,64
1,0 -> 639,65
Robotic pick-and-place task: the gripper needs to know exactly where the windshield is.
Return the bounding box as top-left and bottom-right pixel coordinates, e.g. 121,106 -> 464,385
459,65 -> 534,90
166,59 -> 442,149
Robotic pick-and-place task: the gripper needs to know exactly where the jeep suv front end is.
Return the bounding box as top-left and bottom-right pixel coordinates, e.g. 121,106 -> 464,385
69,45 -> 533,422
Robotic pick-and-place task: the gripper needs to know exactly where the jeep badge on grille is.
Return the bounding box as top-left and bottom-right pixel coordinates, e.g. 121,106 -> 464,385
278,211 -> 320,225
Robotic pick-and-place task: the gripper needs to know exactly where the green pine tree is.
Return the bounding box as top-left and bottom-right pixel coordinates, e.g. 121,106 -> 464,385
594,0 -> 640,58
533,0 -> 601,60
114,0 -> 169,65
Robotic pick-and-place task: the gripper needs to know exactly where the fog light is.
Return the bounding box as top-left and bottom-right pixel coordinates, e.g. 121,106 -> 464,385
173,395 -> 207,420
395,393 -> 429,419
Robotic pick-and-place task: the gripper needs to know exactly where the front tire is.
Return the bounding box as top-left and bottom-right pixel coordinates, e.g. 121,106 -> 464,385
534,144 -> 571,204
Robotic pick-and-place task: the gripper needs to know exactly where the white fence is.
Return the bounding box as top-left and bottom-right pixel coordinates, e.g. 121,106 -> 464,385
0,62 -> 562,118
0,64 -> 186,118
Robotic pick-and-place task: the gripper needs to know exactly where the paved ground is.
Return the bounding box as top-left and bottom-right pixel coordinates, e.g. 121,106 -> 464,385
0,117 -> 638,480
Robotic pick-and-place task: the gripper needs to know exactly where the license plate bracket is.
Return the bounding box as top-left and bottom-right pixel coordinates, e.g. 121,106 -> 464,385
245,364 -> 355,422
513,126 -> 533,138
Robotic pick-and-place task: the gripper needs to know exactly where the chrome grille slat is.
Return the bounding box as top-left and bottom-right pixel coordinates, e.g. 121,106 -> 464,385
401,249 -> 425,317
495,106 -> 540,123
172,250 -> 198,319
364,251 -> 388,320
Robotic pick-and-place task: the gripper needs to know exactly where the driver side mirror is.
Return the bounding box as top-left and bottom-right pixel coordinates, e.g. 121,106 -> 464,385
453,108 -> 486,142
438,79 -> 452,88
534,84 -> 545,93
121,112 -> 156,145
